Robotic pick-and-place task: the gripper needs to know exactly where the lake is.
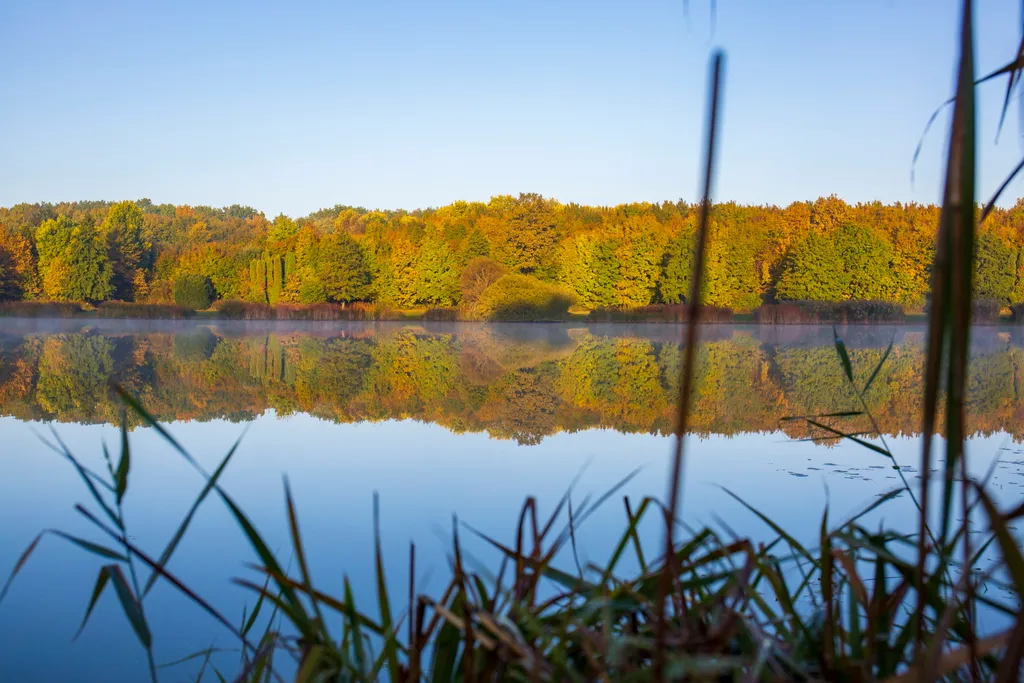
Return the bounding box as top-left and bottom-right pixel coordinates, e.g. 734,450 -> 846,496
1,320 -> 1022,681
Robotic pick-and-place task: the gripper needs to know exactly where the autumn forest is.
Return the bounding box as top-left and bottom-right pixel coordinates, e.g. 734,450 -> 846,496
2,195 -> 1024,314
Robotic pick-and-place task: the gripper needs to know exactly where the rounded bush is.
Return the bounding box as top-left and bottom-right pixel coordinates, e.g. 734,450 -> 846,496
173,274 -> 215,310
474,274 -> 575,321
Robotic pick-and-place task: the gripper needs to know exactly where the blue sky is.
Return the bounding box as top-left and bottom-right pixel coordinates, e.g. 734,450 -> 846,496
1,0 -> 1021,217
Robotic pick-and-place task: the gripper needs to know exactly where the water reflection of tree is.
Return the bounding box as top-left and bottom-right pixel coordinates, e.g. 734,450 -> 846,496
2,326 -> 1024,445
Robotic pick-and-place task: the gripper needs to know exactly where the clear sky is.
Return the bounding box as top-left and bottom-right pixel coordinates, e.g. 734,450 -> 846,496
1,0 -> 1021,217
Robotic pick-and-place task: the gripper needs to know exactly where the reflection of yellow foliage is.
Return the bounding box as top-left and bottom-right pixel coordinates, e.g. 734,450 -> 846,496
3,327 -> 1024,444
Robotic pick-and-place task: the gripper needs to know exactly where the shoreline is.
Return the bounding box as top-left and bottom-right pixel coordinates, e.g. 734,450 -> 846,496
0,312 -> 1019,326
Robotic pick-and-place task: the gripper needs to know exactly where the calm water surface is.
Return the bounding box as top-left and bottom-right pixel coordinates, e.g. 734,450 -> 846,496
1,320 -> 1022,681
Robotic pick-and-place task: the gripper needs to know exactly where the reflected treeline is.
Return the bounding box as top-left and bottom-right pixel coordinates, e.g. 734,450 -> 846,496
1,322 -> 1023,445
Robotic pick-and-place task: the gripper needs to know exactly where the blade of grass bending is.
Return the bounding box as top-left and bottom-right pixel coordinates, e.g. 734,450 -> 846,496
236,568 -> 388,635
993,32 -> 1024,142
600,497 -> 655,584
343,577 -> 368,677
972,483 -> 1024,593
115,410 -> 131,505
832,328 -> 854,383
980,155 -> 1024,224
911,50 -> 1023,185
656,49 -> 724,683
242,572 -> 273,638
282,478 -> 333,655
0,533 -> 42,606
371,493 -> 400,683
74,567 -> 113,640
47,427 -> 121,530
73,504 -> 258,654
103,563 -> 152,649
862,338 -> 895,395
778,411 -> 863,422
805,420 -> 891,458
719,488 -> 814,564
34,428 -> 115,494
216,490 -> 316,643
144,432 -> 245,596
840,488 -> 905,529
112,383 -> 209,476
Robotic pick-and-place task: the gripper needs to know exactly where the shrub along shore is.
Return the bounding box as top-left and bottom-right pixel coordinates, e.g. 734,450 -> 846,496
1,297 -> 1021,324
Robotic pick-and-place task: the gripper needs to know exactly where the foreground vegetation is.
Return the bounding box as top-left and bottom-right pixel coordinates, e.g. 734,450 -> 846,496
3,1 -> 1024,680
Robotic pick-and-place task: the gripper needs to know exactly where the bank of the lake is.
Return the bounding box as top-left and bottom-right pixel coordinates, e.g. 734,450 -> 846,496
2,298 -> 1019,324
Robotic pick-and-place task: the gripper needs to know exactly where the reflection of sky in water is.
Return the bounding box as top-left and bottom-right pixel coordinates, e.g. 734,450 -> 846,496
0,322 -> 1023,680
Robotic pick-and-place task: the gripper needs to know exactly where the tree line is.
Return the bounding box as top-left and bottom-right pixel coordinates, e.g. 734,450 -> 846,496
1,195 -> 1023,311
1,326 -> 1021,444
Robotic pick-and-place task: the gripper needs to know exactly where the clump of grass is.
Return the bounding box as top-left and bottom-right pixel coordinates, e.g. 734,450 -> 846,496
97,302 -> 196,319
587,303 -> 733,323
423,306 -> 460,321
0,301 -> 83,318
754,300 -> 905,324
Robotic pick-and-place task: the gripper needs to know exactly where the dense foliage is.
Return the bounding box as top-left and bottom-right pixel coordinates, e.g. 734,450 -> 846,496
172,274 -> 215,309
2,196 -> 1022,312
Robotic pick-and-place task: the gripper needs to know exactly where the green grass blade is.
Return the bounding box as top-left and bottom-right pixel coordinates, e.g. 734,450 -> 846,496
719,487 -> 814,563
343,577 -> 368,677
371,493 -> 400,683
51,530 -> 128,562
0,533 -> 42,606
112,384 -> 206,475
429,598 -> 461,683
115,411 -> 131,505
805,419 -> 892,458
74,567 -> 112,640
973,483 -> 1024,592
282,477 -> 331,651
106,563 -> 152,649
144,434 -> 244,596
832,328 -> 854,383
216,490 -> 316,642
862,339 -> 894,394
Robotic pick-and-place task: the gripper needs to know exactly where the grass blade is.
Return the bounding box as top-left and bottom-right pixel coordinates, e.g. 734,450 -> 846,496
144,433 -> 245,596
105,563 -> 152,649
74,567 -> 113,640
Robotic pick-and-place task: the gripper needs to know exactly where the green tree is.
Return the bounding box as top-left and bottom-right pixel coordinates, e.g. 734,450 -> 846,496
658,228 -> 695,304
102,201 -> 149,300
974,231 -> 1016,304
416,234 -> 460,305
269,214 -> 298,244
318,232 -> 371,302
464,228 -> 490,260
36,215 -> 113,302
559,233 -> 617,307
776,231 -> 847,301
173,274 -> 215,309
